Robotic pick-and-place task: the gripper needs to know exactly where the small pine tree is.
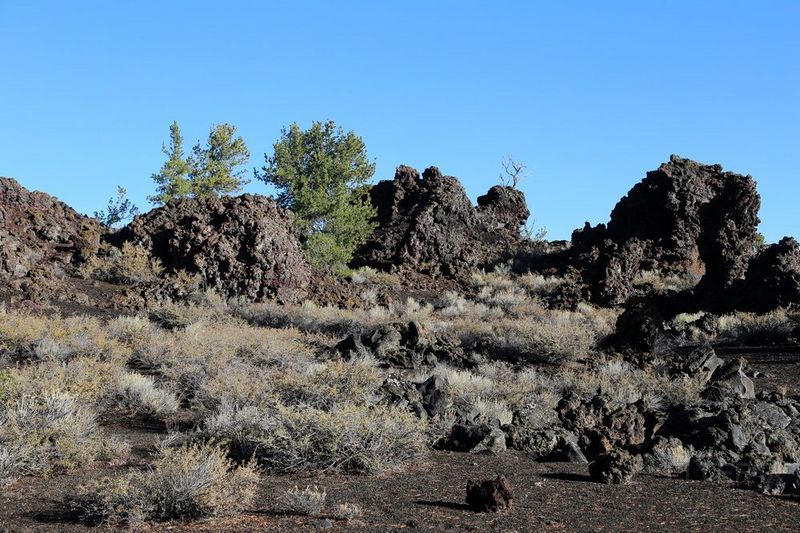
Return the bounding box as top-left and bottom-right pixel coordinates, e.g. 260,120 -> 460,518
149,122 -> 249,204
149,121 -> 191,204
94,186 -> 140,227
257,120 -> 376,269
188,124 -> 250,198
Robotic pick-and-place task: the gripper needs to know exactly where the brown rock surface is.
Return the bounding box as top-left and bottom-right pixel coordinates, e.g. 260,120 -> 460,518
114,194 -> 311,302
0,177 -> 101,287
353,165 -> 529,278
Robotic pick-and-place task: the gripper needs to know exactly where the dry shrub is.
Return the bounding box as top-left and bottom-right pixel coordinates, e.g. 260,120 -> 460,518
203,402 -> 427,474
349,266 -> 400,287
553,358 -> 703,408
644,437 -> 692,476
0,391 -> 122,482
112,372 -> 180,418
270,359 -> 381,409
73,442 -> 259,523
7,357 -> 119,403
82,242 -> 164,285
632,270 -> 699,292
451,314 -> 596,364
333,502 -> 362,521
717,311 -> 798,346
0,310 -> 130,366
281,485 -> 327,516
234,298 -> 434,337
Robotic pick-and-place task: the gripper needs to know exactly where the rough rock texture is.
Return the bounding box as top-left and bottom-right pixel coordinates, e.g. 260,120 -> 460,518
704,359 -> 756,401
0,177 -> 101,288
738,237 -> 800,312
527,156 -> 762,307
439,424 -> 507,454
353,165 -> 529,278
465,475 -> 513,512
589,450 -> 643,484
114,194 -> 311,302
335,321 -> 468,370
657,387 -> 800,490
557,393 -> 659,460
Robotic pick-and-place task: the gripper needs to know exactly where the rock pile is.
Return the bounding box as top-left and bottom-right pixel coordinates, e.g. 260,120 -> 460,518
738,237 -> 800,313
114,194 -> 311,303
0,177 -> 101,291
336,321 -> 469,370
353,165 -> 529,278
530,155 -> 763,307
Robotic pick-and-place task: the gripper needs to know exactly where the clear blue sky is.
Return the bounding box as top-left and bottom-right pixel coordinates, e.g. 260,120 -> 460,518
1,1 -> 797,241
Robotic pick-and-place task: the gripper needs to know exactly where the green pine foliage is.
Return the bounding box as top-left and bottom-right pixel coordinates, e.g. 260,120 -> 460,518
257,120 -> 376,269
149,122 -> 249,204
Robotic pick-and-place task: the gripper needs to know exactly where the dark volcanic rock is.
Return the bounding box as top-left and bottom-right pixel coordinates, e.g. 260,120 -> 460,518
527,156 -> 763,308
738,237 -> 800,312
557,393 -> 658,460
0,177 -> 101,287
114,194 -> 310,302
704,359 -> 756,401
353,165 -> 529,278
465,475 -> 513,512
335,321 -> 467,370
589,450 -> 643,484
439,423 -> 507,454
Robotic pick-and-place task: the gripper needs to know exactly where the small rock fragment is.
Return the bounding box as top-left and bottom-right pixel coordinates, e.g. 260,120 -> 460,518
465,474 -> 513,512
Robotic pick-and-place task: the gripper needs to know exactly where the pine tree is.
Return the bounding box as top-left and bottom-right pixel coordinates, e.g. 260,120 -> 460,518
188,124 -> 250,198
257,120 -> 376,268
149,122 -> 250,204
149,121 -> 191,204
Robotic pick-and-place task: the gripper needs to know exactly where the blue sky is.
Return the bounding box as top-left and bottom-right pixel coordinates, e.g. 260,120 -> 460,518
1,1 -> 797,241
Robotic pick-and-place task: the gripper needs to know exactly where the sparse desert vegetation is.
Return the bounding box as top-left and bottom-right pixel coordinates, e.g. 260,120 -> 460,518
1,139 -> 799,531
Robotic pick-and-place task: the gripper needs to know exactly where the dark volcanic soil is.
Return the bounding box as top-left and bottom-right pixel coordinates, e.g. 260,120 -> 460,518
2,445 -> 798,533
722,347 -> 800,397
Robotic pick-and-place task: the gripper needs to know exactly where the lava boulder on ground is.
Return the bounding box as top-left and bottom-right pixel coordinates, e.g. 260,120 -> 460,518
465,474 -> 514,512
114,194 -> 311,302
528,155 -> 762,308
738,237 -> 800,312
353,165 -> 529,278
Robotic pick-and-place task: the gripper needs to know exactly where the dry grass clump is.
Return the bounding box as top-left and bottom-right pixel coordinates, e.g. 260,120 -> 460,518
0,309 -> 130,366
73,442 -> 259,524
349,266 -> 401,287
717,310 -> 798,346
281,485 -> 327,516
644,437 -> 692,476
202,402 -> 427,474
234,301 -> 364,336
448,313 -> 598,365
233,298 -> 435,337
0,391 -> 124,485
111,372 -> 180,418
5,357 -> 119,403
632,270 -> 699,292
82,242 -> 164,285
424,362 -> 559,418
518,273 -> 570,295
553,358 -> 703,408
332,502 -> 363,521
126,318 -> 316,410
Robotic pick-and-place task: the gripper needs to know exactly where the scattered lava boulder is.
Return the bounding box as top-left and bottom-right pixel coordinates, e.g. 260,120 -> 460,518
114,194 -> 311,302
589,450 -> 643,484
465,474 -> 514,512
353,165 -> 529,278
738,237 -> 800,312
